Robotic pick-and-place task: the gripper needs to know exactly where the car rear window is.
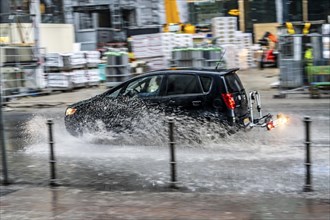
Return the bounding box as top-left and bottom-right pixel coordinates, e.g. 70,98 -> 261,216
166,74 -> 202,95
199,76 -> 212,92
224,72 -> 244,92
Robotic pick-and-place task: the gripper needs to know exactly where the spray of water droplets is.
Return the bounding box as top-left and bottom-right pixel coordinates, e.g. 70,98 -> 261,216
21,98 -> 329,158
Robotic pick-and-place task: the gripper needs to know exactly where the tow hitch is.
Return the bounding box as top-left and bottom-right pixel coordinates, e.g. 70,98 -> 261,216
248,91 -> 288,130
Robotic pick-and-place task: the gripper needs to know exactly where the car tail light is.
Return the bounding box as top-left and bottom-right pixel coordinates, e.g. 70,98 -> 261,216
222,93 -> 236,109
266,121 -> 275,130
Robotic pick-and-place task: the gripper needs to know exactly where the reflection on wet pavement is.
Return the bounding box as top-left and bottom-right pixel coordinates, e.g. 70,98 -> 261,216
2,111 -> 329,200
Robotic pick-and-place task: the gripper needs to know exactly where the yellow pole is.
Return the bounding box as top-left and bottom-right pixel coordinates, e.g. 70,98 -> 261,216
164,0 -> 180,24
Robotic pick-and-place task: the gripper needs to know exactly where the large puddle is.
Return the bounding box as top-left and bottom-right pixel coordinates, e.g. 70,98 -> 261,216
3,110 -> 330,198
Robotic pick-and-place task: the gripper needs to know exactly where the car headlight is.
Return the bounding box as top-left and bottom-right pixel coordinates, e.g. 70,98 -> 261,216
65,107 -> 77,116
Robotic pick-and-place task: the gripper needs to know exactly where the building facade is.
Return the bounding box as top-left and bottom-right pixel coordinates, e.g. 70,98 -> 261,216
187,0 -> 329,34
1,0 -> 164,50
1,0 -> 329,49
70,0 -> 162,50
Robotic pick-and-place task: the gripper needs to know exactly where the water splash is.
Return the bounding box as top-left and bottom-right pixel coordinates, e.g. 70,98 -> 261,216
22,114 -> 49,147
14,106 -> 330,197
22,104 -> 329,152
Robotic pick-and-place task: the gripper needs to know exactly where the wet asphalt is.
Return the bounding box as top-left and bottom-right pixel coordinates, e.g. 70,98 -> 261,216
1,68 -> 329,219
1,186 -> 329,220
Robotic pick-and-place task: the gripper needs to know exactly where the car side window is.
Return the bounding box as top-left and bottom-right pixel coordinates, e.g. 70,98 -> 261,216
200,76 -> 212,92
166,74 -> 202,96
225,72 -> 244,92
146,76 -> 162,93
122,75 -> 163,97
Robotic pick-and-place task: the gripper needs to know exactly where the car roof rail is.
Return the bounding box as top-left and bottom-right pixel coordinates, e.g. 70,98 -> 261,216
146,67 -> 240,75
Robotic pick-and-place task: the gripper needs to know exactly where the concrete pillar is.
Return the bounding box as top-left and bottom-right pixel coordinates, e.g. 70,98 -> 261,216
0,0 -> 10,23
238,0 -> 245,32
282,0 -> 289,23
302,0 -> 308,22
30,0 -> 41,50
276,0 -> 283,24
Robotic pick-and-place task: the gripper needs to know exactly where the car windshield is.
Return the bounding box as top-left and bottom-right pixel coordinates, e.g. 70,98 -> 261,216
105,86 -> 123,98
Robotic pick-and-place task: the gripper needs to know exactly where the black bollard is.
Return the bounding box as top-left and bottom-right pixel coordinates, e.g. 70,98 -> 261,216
303,116 -> 313,192
0,93 -> 9,185
47,119 -> 57,186
168,119 -> 177,188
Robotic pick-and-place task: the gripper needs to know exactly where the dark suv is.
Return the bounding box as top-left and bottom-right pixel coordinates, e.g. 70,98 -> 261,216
65,68 -> 258,136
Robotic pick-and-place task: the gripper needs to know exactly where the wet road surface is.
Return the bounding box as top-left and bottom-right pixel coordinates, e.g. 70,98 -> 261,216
1,186 -> 329,220
1,68 -> 329,219
1,100 -> 329,198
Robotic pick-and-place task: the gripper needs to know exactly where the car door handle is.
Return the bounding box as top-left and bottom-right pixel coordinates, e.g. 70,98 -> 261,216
192,100 -> 202,106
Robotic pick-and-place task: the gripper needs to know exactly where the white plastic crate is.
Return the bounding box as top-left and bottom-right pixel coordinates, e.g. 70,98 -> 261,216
148,46 -> 163,57
83,51 -> 101,67
212,17 -> 238,38
86,68 -> 100,84
47,79 -> 70,88
71,52 -> 87,66
47,72 -> 72,88
47,73 -> 65,80
221,44 -> 240,69
212,17 -> 237,22
71,69 -> 87,85
44,53 -> 64,67
132,33 -> 193,65
235,32 -> 253,49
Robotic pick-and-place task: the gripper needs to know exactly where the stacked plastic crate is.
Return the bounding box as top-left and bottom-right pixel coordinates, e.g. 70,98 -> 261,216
172,48 -> 204,68
0,46 -> 46,101
212,17 -> 239,68
173,34 -> 194,48
104,51 -> 130,87
171,47 -> 224,68
212,17 -> 255,69
84,51 -> 101,86
131,35 -> 148,58
132,33 -> 169,70
235,31 -> 255,69
322,24 -> 330,59
220,44 -> 238,69
212,17 -> 237,45
202,47 -> 224,68
45,51 -> 102,90
149,33 -> 171,70
131,33 -> 193,70
44,53 -> 72,89
68,52 -> 88,88
44,53 -> 64,69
